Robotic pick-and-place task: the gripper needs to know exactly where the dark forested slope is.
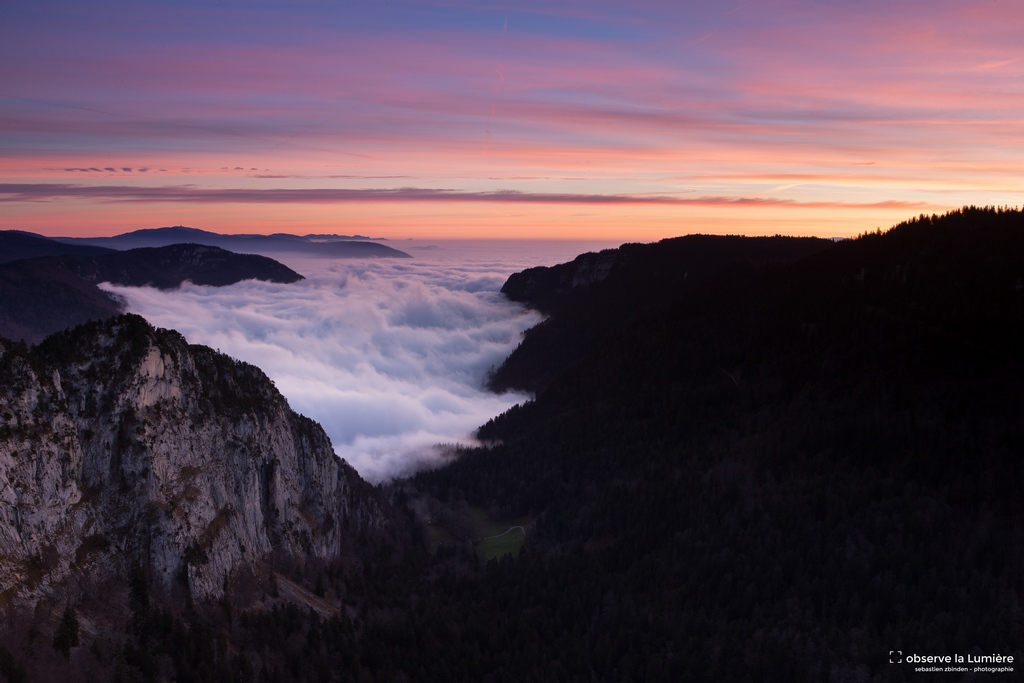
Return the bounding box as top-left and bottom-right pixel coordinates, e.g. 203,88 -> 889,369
408,207 -> 1023,681
491,234 -> 833,393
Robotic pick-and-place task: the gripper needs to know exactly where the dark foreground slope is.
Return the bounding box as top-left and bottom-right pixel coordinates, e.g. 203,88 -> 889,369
406,208 -> 1023,681
491,234 -> 833,393
0,243 -> 303,343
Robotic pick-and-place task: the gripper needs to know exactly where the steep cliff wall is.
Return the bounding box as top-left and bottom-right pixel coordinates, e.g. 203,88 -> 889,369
0,314 -> 386,603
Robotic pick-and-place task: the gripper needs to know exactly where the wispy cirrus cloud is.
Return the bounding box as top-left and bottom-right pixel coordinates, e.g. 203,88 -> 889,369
0,182 -> 927,209
248,174 -> 412,180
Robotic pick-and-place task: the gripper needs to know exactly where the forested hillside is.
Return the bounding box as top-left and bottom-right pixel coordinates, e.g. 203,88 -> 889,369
491,234 -> 833,393
406,207 -> 1023,681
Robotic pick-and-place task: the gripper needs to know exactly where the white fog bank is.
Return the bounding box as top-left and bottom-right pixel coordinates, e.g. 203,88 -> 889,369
101,239 -> 618,482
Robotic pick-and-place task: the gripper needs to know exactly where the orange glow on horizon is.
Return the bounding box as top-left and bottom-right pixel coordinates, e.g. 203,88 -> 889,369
5,196 -> 954,242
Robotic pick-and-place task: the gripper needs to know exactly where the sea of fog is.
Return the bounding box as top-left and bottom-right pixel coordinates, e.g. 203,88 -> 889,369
102,239 -> 619,482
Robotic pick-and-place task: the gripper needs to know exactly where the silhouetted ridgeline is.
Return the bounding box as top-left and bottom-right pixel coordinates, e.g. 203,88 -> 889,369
0,230 -> 115,264
0,242 -> 303,343
491,234 -> 834,393
39,242 -> 304,289
54,225 -> 413,258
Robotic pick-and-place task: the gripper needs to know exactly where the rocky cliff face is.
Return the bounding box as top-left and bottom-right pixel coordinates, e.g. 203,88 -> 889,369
0,315 -> 386,604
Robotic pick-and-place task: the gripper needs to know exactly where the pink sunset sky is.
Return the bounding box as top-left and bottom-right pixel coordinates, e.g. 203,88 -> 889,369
1,0 -> 1021,240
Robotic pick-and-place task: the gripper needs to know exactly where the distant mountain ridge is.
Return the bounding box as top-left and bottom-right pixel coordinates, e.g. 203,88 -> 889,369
0,230 -> 116,263
30,242 -> 303,289
0,243 -> 304,343
53,225 -> 412,258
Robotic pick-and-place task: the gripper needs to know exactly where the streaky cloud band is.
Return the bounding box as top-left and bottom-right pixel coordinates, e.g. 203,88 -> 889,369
0,183 -> 926,209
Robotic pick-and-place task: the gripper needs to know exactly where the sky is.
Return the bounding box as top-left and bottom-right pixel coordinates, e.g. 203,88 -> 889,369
100,240 -> 617,481
1,0 -> 1022,240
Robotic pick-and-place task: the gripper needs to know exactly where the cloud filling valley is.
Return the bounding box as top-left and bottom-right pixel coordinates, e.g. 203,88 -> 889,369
101,240 -> 613,482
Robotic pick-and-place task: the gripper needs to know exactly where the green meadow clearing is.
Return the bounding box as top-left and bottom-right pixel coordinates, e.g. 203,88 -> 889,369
426,505 -> 532,561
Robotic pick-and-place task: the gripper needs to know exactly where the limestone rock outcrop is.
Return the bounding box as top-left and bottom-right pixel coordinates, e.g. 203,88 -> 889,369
0,314 -> 386,603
